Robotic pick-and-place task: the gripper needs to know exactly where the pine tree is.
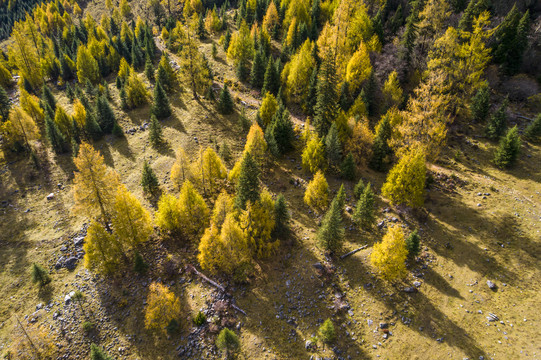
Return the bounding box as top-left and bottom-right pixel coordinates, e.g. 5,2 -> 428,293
353,184 -> 375,230
152,79 -> 172,119
268,109 -> 294,155
84,111 -> 103,140
400,0 -> 420,66
405,229 -> 420,258
325,122 -> 341,168
218,84 -> 234,114
524,114 -> 541,141
354,178 -> 365,199
317,195 -> 344,253
494,125 -> 521,168
470,84 -> 490,122
493,5 -> 530,75
458,0 -> 488,31
369,114 -> 392,171
262,57 -> 279,95
306,67 -> 318,116
216,328 -> 240,359
141,161 -> 160,195
145,55 -> 155,81
90,344 -> 113,360
336,183 -> 346,215
340,152 -> 356,181
95,95 -> 117,133
31,263 -> 51,287
45,115 -> 68,153
313,53 -> 338,137
273,194 -> 289,236
251,49 -> 266,88
149,114 -> 164,148
235,152 -> 260,209
485,100 -> 508,140
41,84 -> 56,112
0,85 -> 11,121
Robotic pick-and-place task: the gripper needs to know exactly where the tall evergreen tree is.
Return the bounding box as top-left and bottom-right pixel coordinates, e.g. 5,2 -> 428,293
84,111 -> 103,140
458,0 -> 489,31
485,100 -> 508,140
493,5 -> 530,75
400,0 -> 421,66
262,57 -> 279,95
31,263 -> 51,287
470,84 -> 490,122
145,55 -> 155,81
306,67 -> 318,116
369,114 -> 392,171
317,195 -> 344,253
353,184 -> 375,230
218,84 -> 234,114
95,95 -> 117,133
340,152 -> 356,181
313,53 -> 338,137
41,84 -> 56,112
0,85 -> 10,121
152,79 -> 172,119
235,152 -> 260,210
494,126 -> 521,168
524,114 -> 541,141
273,193 -> 289,237
405,229 -> 420,258
45,115 -> 68,153
141,160 -> 160,195
325,122 -> 341,168
149,114 -> 164,148
268,108 -> 294,155
251,49 -> 266,89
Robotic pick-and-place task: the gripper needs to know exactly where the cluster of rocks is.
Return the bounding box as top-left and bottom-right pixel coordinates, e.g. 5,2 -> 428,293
54,225 -> 88,271
125,122 -> 149,135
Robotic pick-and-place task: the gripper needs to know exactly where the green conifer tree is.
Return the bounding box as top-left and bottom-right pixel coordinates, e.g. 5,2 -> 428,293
218,84 -> 234,114
45,115 -> 68,153
405,229 -> 420,258
369,114 -> 392,171
141,160 -> 160,195
313,53 -> 338,137
494,125 -> 521,168
340,152 -> 356,180
41,84 -> 56,112
353,183 -> 375,230
317,196 -> 344,253
273,193 -> 289,237
149,114 -> 164,148
470,84 -> 490,122
152,79 -> 172,119
90,344 -> 113,360
84,111 -> 103,140
262,57 -> 279,95
145,55 -> 155,81
485,100 -> 508,140
251,49 -> 266,89
0,85 -> 10,120
325,122 -> 341,168
354,178 -> 365,199
268,108 -> 294,155
235,152 -> 260,209
31,263 -> 51,287
95,95 -> 117,133
524,114 -> 541,141
306,67 -> 318,116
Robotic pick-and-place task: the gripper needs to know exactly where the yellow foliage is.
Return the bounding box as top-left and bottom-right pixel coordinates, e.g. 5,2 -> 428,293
228,158 -> 242,183
205,8 -> 222,34
178,180 -> 209,238
282,40 -> 314,104
9,323 -> 57,360
347,119 -> 374,167
84,220 -> 123,273
72,99 -> 87,128
73,142 -> 121,223
20,89 -> 44,125
244,123 -> 267,163
76,44 -> 100,84
302,134 -> 326,173
259,92 -> 278,127
198,214 -> 249,275
382,71 -> 403,110
118,57 -> 131,81
227,21 -> 254,66
194,147 -> 227,194
144,282 -> 181,333
370,225 -> 408,281
170,147 -> 192,188
304,170 -> 328,211
262,1 -> 279,33
54,105 -> 72,139
381,149 -> 426,208
240,190 -> 277,258
211,191 -> 235,229
346,42 -> 372,93
0,60 -> 11,88
112,186 -> 153,248
119,0 -> 131,17
155,193 -> 183,233
125,71 -> 150,108
0,106 -> 40,150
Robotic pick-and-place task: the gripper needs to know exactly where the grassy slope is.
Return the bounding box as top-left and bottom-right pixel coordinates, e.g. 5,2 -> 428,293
1,6 -> 541,360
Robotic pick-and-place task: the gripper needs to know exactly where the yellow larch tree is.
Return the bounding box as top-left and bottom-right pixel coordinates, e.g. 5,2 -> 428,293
227,21 -> 254,68
381,149 -> 427,208
211,190 -> 235,229
281,40 -> 314,104
244,123 -> 267,163
302,134 -> 326,174
178,180 -> 209,238
258,92 -> 278,127
0,106 -> 40,150
370,225 -> 408,281
239,190 -> 277,258
346,42 -> 372,94
196,147 -> 227,195
262,1 -> 279,34
144,282 -> 181,333
382,71 -> 403,111
112,186 -> 153,248
83,220 -> 123,273
73,142 -> 121,225
155,193 -> 183,233
20,89 -> 44,125
304,170 -> 328,212
170,147 -> 192,188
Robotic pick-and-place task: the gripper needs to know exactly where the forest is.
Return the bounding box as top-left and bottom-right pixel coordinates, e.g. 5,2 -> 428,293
0,0 -> 540,358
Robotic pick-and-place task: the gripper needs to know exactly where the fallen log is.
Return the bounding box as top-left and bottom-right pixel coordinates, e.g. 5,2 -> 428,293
186,264 -> 247,315
340,245 -> 367,260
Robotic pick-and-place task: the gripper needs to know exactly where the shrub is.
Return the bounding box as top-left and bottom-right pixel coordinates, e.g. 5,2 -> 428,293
216,328 -> 240,359
31,263 -> 51,287
82,321 -> 95,333
193,311 -> 207,326
405,229 -> 420,257
318,319 -> 336,344
494,125 -> 521,168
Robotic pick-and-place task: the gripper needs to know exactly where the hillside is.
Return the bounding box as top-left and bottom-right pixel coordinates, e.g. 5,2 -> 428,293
0,0 -> 540,359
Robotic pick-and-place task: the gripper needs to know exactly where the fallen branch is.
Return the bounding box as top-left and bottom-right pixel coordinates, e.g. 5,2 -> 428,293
340,245 -> 367,260
186,265 -> 247,315
515,114 -> 533,121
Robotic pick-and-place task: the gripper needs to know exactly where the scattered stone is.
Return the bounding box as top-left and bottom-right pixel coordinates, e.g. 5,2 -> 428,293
487,280 -> 497,290
64,257 -> 78,271
46,193 -> 55,200
403,287 -> 417,294
379,323 -> 388,329
413,281 -> 422,288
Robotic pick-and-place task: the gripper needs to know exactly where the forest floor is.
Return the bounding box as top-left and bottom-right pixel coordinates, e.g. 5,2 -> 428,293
1,9 -> 541,360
